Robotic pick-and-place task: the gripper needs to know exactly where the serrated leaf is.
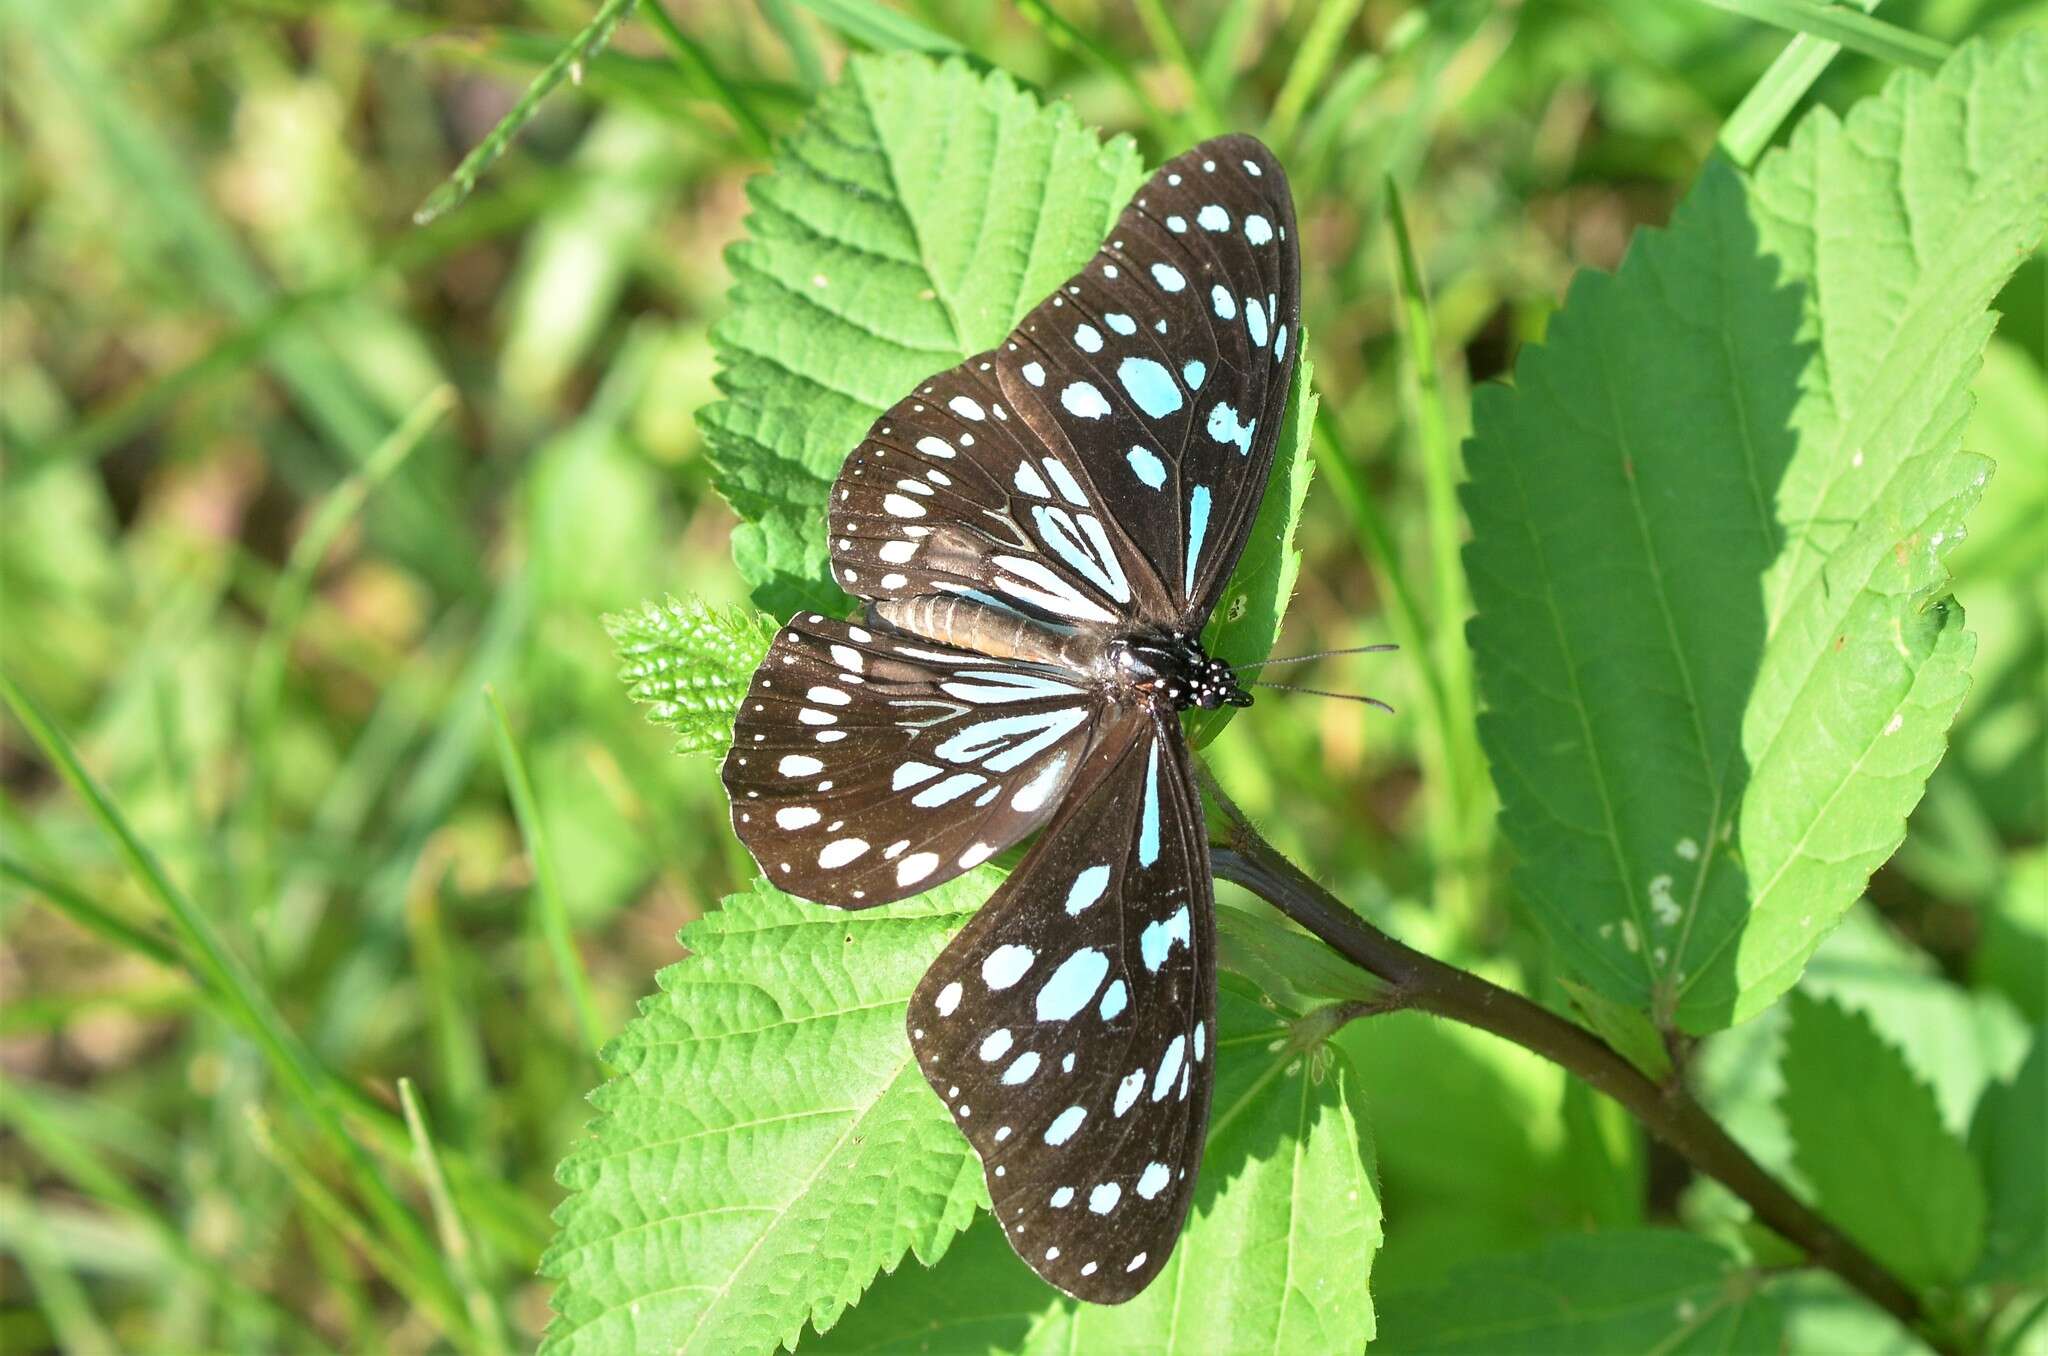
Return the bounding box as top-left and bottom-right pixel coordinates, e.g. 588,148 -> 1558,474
605,596 -> 777,755
699,52 -> 1144,617
1968,1033 -> 2046,1286
1372,1230 -> 1782,1354
1558,977 -> 1673,1083
539,875 -> 992,1355
1779,991 -> 1985,1288
1216,899 -> 1390,1013
1463,35 -> 2048,1033
805,981 -> 1382,1355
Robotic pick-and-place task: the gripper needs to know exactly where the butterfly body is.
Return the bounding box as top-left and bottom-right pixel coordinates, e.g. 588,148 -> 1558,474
874,594 -> 1249,711
722,133 -> 1298,1302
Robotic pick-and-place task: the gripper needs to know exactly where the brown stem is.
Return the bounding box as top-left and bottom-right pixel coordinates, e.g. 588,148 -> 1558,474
1201,775 -> 1953,1355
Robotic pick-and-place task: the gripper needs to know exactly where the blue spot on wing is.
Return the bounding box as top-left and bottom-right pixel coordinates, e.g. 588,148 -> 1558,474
1117,357 -> 1183,418
1138,740 -> 1161,867
1127,446 -> 1166,489
1184,484 -> 1211,595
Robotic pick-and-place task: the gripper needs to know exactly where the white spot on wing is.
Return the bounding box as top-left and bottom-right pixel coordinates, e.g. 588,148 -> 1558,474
818,838 -> 868,868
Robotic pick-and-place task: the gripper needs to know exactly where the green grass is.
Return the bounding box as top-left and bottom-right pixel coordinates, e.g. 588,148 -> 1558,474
2,0 -> 2040,1349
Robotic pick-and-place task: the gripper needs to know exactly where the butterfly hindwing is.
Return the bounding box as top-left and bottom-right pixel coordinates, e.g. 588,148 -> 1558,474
995,134 -> 1300,628
907,705 -> 1216,1303
723,614 -> 1107,907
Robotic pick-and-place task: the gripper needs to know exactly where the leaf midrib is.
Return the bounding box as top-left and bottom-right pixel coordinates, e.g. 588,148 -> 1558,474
676,1061 -> 925,1354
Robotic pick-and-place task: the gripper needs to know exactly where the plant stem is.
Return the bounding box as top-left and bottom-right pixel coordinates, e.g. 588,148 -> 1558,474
1200,771 -> 1950,1354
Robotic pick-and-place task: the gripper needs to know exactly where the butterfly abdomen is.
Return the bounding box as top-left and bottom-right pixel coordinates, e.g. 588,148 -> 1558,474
873,594 -> 1112,672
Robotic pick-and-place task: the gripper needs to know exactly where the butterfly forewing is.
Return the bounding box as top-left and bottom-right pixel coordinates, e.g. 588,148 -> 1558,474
907,705 -> 1216,1303
994,134 -> 1299,628
826,360 -> 1175,631
723,614 -> 1106,906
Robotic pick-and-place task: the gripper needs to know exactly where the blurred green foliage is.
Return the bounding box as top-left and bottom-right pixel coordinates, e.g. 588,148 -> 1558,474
1,0 -> 2040,1351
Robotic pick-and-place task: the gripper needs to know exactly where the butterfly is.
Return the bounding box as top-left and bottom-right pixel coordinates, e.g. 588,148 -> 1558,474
720,133 -> 1298,1303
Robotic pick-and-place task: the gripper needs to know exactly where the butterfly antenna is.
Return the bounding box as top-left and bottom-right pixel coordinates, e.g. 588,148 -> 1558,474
1253,682 -> 1395,713
1233,644 -> 1399,672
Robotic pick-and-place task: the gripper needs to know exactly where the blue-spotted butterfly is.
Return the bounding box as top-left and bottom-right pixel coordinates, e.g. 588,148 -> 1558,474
720,134 -> 1298,1303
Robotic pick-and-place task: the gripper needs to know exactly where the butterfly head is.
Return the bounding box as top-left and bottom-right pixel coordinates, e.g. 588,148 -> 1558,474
1108,632 -> 1253,711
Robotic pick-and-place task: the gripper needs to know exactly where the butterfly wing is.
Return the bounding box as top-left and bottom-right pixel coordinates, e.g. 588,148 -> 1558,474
826,134 -> 1298,636
994,134 -> 1300,628
722,613 -> 1109,907
826,356 -> 1176,630
907,703 -> 1215,1302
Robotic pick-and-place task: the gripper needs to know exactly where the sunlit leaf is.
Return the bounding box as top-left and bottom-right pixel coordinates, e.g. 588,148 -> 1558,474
1779,992 -> 1985,1288
539,876 -> 989,1355
806,981 -> 1382,1354
1464,36 -> 2048,1032
606,596 -> 777,755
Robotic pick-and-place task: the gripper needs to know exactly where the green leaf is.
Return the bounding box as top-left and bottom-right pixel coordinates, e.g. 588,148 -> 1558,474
1463,35 -> 2048,1033
412,0 -> 643,225
1215,900 -> 1390,1013
1968,1033 -> 2046,1286
806,981 -> 1382,1354
538,876 -> 990,1355
1558,977 -> 1673,1083
1188,350 -> 1317,746
1686,903 -> 2027,1247
605,596 -> 777,755
700,52 -> 1144,616
1372,1230 -> 1783,1354
1778,991 -> 1985,1288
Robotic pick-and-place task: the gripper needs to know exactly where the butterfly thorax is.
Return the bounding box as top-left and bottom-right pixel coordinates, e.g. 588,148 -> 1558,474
1105,634 -> 1251,710
873,595 -> 1248,711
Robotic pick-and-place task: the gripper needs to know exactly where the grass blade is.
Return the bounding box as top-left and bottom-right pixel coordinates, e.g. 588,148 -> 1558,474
245,1110 -> 475,1349
1266,0 -> 1367,147
759,0 -> 827,89
1701,0 -> 1951,73
787,0 -> 964,53
485,687 -> 606,1055
1385,177 -> 1486,927
1133,0 -> 1224,138
1718,0 -> 1879,165
1,1080 -> 330,1351
1,856 -> 185,973
1197,0 -> 1266,109
640,3 -> 775,157
398,1079 -> 514,1356
242,386 -> 454,924
413,0 -> 646,224
0,673 -> 469,1340
1,1186 -> 120,1356
1013,0 -> 1175,143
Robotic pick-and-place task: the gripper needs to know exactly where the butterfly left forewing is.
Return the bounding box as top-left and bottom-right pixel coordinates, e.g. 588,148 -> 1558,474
907,704 -> 1215,1302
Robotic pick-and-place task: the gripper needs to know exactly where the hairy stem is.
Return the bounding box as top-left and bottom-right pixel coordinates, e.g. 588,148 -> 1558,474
1199,770 -> 1950,1353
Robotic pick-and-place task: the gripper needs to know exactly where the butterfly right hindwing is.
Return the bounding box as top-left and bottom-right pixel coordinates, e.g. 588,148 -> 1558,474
907,704 -> 1216,1303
